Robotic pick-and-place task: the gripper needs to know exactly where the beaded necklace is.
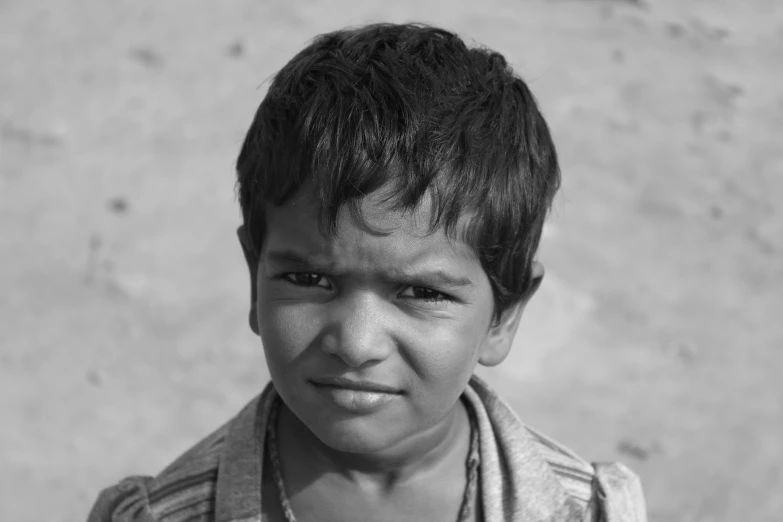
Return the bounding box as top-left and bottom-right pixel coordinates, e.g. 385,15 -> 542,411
266,400 -> 480,522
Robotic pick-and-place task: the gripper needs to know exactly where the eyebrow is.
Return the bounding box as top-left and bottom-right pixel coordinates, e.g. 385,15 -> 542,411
386,267 -> 474,289
264,250 -> 474,289
266,250 -> 334,271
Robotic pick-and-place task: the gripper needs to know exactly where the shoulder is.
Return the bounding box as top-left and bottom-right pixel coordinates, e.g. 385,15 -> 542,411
526,426 -> 647,522
589,461 -> 647,522
87,418 -> 230,522
524,425 -> 597,506
464,376 -> 646,520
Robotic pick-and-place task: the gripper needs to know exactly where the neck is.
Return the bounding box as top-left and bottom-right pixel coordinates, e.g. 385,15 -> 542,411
277,400 -> 470,491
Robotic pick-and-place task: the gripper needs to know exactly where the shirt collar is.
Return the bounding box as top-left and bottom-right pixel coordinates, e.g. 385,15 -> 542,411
213,378 -> 580,522
215,383 -> 275,522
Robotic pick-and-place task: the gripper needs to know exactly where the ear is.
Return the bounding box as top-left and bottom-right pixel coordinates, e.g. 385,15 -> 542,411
237,225 -> 260,335
478,261 -> 545,367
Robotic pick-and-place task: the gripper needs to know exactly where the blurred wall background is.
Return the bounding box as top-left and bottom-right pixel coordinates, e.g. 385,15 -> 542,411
1,1 -> 781,521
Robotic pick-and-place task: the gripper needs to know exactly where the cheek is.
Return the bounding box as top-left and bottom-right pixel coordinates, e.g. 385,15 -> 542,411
257,301 -> 320,368
407,318 -> 486,388
406,290 -> 494,393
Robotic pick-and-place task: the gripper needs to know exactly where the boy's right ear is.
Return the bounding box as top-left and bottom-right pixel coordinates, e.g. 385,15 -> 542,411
237,225 -> 260,335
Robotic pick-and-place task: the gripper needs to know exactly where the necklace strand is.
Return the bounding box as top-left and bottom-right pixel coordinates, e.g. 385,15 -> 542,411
266,399 -> 480,522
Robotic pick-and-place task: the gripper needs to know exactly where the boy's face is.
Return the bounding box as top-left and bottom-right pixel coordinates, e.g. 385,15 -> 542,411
244,188 -> 532,454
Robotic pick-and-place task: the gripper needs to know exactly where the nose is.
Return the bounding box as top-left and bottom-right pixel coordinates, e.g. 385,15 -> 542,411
321,291 -> 394,368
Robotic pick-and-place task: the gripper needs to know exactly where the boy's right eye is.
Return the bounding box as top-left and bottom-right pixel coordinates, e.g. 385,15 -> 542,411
281,272 -> 330,288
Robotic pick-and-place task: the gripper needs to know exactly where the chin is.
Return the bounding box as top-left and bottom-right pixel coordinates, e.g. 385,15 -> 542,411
305,413 -> 404,454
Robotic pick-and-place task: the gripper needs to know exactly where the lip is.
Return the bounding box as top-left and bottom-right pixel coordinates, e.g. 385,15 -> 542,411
309,377 -> 402,413
309,376 -> 401,394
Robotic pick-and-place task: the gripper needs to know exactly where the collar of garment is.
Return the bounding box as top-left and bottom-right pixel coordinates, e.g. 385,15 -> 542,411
213,375 -> 588,522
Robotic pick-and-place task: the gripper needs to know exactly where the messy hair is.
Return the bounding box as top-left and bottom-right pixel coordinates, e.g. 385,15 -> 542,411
236,23 -> 560,321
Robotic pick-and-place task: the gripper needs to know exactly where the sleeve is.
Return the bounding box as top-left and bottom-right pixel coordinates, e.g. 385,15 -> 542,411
86,476 -> 156,522
589,462 -> 648,522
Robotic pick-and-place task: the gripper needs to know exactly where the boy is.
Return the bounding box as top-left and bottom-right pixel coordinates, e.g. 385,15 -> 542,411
88,23 -> 646,522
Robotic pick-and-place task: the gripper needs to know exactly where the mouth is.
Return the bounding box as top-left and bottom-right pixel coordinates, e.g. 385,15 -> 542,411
309,377 -> 402,413
309,376 -> 402,395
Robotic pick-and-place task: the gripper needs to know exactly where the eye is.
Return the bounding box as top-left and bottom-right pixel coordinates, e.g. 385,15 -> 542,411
281,272 -> 330,288
400,286 -> 451,302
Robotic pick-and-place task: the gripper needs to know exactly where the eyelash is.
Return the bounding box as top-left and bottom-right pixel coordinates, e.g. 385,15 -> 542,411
280,272 -> 330,288
405,286 -> 451,303
277,272 -> 454,303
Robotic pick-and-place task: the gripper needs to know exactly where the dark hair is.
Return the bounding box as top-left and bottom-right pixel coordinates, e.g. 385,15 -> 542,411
236,23 -> 560,321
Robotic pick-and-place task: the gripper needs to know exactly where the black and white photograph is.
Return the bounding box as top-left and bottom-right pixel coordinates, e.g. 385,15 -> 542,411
1,1 -> 781,521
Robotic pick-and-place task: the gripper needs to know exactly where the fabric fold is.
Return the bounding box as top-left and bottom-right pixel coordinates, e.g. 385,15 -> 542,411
88,376 -> 647,522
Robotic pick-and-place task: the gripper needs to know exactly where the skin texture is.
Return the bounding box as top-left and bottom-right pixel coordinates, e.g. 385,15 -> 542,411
239,188 -> 544,520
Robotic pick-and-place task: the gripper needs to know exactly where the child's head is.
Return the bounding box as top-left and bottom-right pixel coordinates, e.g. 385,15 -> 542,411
236,23 -> 560,452
237,22 -> 560,323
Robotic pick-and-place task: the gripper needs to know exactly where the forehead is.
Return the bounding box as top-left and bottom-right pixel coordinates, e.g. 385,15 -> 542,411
262,189 -> 477,268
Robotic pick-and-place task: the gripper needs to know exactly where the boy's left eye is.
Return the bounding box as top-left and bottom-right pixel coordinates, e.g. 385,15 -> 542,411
399,286 -> 451,302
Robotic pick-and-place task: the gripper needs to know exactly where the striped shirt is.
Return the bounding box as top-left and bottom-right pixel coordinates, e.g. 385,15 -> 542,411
87,377 -> 646,522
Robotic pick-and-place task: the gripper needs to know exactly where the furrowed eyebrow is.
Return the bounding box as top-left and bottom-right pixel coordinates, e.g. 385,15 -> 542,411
390,270 -> 473,289
265,250 -> 330,270
264,250 -> 473,289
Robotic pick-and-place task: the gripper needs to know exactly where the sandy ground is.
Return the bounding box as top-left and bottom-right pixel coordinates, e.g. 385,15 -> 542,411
1,1 -> 781,521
